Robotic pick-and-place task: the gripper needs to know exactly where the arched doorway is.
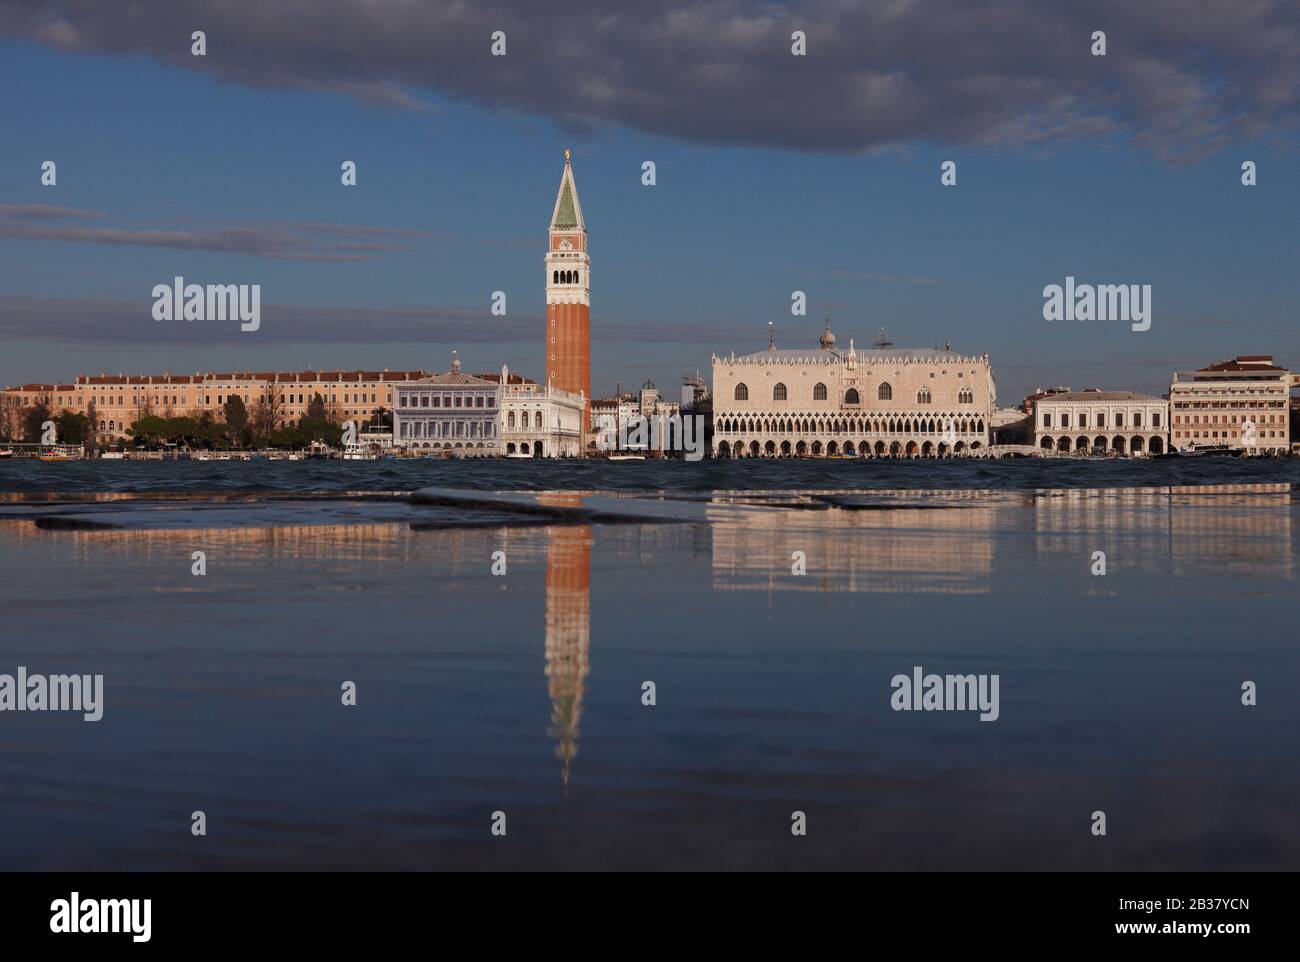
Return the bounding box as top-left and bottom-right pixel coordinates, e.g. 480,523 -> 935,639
1130,436 -> 1145,455
905,441 -> 919,457
1040,436 -> 1054,450
795,441 -> 807,456
748,440 -> 760,457
1111,436 -> 1126,453
1149,436 -> 1164,454
812,441 -> 823,455
533,440 -> 543,457
780,440 -> 791,456
874,440 -> 886,457
764,440 -> 776,456
827,441 -> 839,455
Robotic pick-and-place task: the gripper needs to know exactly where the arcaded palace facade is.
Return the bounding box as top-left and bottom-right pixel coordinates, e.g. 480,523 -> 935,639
711,323 -> 995,457
1032,390 -> 1168,454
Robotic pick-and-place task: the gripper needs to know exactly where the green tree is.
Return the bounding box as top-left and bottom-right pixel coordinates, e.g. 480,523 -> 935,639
23,398 -> 51,443
54,411 -> 90,445
223,395 -> 250,446
307,392 -> 327,421
84,400 -> 99,455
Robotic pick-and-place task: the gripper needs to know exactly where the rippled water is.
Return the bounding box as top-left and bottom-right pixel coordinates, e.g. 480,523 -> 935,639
1,468 -> 1297,870
2,455 -> 1299,494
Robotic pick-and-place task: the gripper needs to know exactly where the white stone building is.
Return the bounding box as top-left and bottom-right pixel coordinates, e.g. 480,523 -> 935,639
494,366 -> 585,457
1033,390 -> 1168,455
393,354 -> 501,455
711,322 -> 995,457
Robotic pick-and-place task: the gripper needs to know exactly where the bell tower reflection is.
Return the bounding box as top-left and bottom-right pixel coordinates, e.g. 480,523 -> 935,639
543,520 -> 591,788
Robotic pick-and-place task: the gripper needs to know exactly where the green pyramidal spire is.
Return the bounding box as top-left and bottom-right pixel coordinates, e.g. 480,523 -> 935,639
550,149 -> 585,231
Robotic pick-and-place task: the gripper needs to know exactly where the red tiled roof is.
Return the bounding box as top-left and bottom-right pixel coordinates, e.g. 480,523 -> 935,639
1200,356 -> 1286,373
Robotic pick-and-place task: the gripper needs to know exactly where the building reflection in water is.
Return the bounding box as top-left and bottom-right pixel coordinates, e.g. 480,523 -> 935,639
538,498 -> 592,789
708,489 -> 1002,595
1033,483 -> 1293,578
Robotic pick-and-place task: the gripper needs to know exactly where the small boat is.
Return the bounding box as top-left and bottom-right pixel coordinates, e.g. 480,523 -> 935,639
0,448 -> 14,459
608,453 -> 646,461
505,452 -> 534,459
39,444 -> 83,462
1161,443 -> 1241,459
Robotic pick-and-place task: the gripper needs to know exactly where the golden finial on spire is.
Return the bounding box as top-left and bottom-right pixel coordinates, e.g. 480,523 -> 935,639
564,147 -> 571,162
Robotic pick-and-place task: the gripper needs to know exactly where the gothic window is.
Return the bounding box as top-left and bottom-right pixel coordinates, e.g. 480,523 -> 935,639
845,388 -> 860,404
917,388 -> 931,404
877,382 -> 891,401
735,383 -> 749,401
773,383 -> 787,401
813,382 -> 827,400
958,387 -> 974,404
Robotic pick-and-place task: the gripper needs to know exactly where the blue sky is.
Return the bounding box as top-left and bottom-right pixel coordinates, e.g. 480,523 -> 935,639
2,2 -> 1298,403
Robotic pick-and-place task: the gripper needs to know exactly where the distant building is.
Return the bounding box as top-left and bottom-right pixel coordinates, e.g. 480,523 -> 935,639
712,320 -> 995,457
1020,386 -> 1071,414
392,354 -> 500,455
681,371 -> 710,412
589,393 -> 638,447
990,408 -> 1033,445
2,369 -> 426,444
1170,355 -> 1295,453
1033,389 -> 1168,454
493,365 -> 585,457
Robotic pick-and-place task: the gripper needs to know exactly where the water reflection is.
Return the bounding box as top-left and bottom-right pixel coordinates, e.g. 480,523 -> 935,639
543,524 -> 591,788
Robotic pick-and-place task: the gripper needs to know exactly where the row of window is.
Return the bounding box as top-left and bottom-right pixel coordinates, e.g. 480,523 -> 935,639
505,411 -> 547,429
1042,411 -> 1162,429
1175,414 -> 1283,425
551,270 -> 583,285
64,391 -> 383,408
399,394 -> 494,409
1172,400 -> 1286,409
1175,430 -> 1285,439
399,420 -> 496,439
735,382 -> 975,404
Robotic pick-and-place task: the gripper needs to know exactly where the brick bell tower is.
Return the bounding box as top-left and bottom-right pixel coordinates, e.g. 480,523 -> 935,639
546,149 -> 590,431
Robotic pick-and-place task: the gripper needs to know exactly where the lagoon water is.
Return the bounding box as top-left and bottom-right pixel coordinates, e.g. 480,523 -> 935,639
0,459 -> 1297,870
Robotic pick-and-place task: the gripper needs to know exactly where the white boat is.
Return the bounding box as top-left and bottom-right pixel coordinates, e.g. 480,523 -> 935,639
39,444 -> 84,462
608,453 -> 646,461
0,448 -> 14,459
505,452 -> 533,459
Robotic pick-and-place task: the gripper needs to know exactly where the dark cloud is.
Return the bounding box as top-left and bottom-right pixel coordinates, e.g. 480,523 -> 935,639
0,204 -> 428,261
0,295 -> 756,346
3,1 -> 1297,157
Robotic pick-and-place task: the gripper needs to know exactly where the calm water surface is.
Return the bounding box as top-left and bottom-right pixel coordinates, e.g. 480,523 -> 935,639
0,461 -> 1297,869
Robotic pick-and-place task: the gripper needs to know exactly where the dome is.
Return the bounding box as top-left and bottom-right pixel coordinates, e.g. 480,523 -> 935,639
819,317 -> 836,350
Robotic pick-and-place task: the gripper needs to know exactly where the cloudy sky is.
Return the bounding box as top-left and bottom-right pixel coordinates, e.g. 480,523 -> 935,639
1,0 -> 1297,400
